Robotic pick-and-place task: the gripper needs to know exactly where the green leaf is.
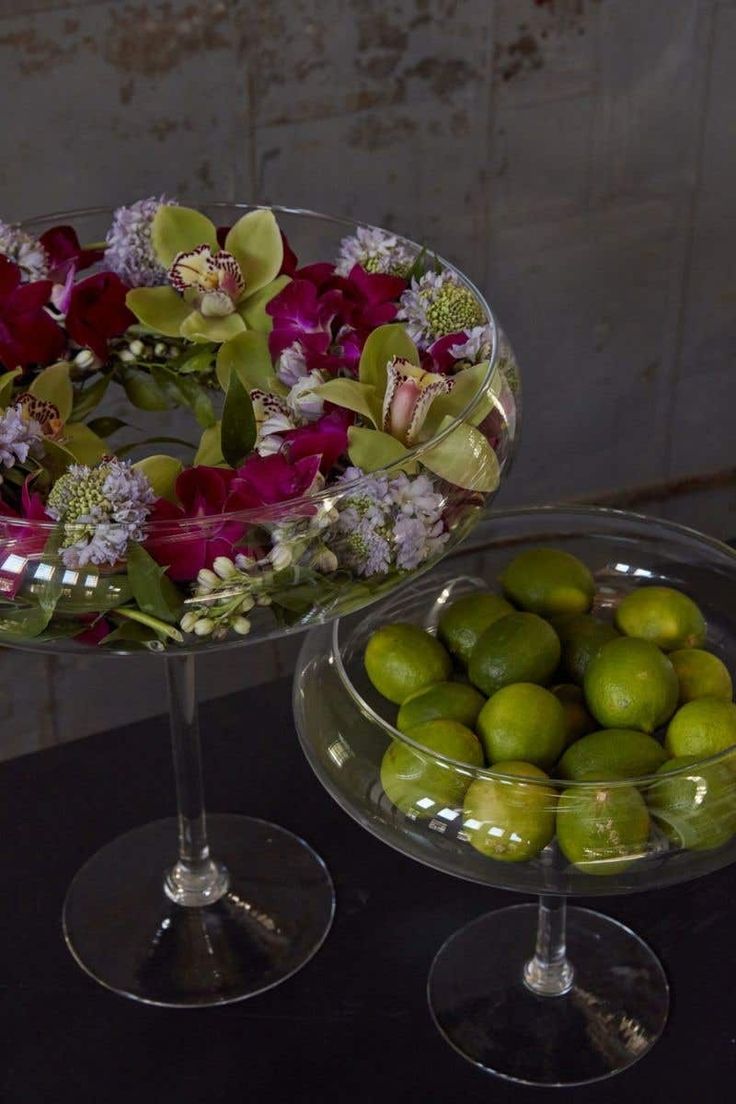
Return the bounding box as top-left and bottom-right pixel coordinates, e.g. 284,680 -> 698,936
0,368 -> 21,408
87,416 -> 127,437
216,330 -> 276,392
70,374 -> 111,421
226,209 -> 283,296
221,370 -> 256,467
101,619 -> 166,651
62,423 -> 108,464
166,344 -> 215,376
194,423 -> 224,466
238,275 -> 290,331
425,361 -> 501,433
317,378 -> 379,425
121,367 -> 171,411
126,286 -> 191,338
43,439 -> 78,480
419,415 -> 499,493
112,607 -> 183,645
180,309 -> 246,344
347,426 -> 416,473
133,454 -> 182,501
150,366 -> 216,428
151,205 -> 218,267
359,323 -> 419,394
30,362 -> 73,421
126,542 -> 183,625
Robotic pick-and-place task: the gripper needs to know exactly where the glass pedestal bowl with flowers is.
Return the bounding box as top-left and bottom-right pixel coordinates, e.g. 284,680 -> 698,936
0,202 -> 519,1006
294,506 -> 736,1085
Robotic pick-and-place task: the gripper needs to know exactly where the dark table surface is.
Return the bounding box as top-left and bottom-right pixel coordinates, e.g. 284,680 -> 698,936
2,672 -> 735,1103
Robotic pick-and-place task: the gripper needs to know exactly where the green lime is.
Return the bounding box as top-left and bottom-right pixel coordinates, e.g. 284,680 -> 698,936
669,648 -> 733,704
468,612 -> 561,697
558,728 -> 667,781
556,785 -> 651,875
380,719 -> 484,817
551,684 -> 597,746
397,681 -> 486,733
614,586 -> 706,651
365,623 -> 452,705
437,592 -> 514,667
551,614 -> 620,685
584,637 -> 678,733
476,683 -> 566,769
665,698 -> 736,758
500,548 -> 595,617
463,761 -> 556,862
647,755 -> 736,851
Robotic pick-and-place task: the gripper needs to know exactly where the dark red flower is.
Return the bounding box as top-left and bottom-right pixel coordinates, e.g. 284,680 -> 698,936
279,231 -> 298,276
0,257 -> 66,369
75,616 -> 113,646
280,408 -> 353,473
39,225 -> 103,284
65,271 -> 135,359
145,466 -> 245,581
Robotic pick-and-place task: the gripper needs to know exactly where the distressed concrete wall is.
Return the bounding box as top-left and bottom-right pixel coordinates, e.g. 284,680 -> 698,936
0,0 -> 733,756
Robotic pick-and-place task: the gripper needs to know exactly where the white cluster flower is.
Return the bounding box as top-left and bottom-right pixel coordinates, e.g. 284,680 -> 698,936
326,467 -> 449,577
0,220 -> 48,282
398,269 -> 485,347
335,226 -> 416,278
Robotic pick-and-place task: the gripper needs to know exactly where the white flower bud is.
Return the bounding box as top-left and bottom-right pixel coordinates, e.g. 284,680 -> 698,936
232,616 -> 251,636
154,342 -> 167,357
213,555 -> 236,579
256,594 -> 272,607
269,544 -> 293,572
193,618 -> 214,636
235,552 -> 256,570
180,611 -> 199,633
74,348 -> 96,368
212,624 -> 228,641
239,595 -> 255,613
312,547 -> 338,574
118,348 -> 136,363
197,568 -> 219,590
129,339 -> 145,357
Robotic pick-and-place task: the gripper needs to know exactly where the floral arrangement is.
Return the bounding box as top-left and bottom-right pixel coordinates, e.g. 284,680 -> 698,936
0,201 -> 514,649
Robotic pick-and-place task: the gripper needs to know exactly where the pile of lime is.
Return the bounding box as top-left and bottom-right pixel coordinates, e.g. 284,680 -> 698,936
364,548 -> 736,876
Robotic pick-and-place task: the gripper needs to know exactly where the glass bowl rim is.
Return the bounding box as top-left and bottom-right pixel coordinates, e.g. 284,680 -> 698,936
330,503 -> 736,788
12,202 -> 503,532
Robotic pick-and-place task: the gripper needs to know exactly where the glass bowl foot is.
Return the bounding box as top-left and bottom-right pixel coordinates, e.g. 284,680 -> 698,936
428,904 -> 668,1087
63,815 -> 334,1008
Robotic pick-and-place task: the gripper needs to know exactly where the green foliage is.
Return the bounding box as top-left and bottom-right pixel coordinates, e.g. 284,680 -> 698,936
221,371 -> 256,467
126,542 -> 183,625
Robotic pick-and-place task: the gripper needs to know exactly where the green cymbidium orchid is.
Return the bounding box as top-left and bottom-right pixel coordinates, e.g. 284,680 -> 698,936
316,323 -> 502,493
126,206 -> 290,345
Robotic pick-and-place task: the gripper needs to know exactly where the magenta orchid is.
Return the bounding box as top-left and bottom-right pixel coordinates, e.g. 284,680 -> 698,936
0,258 -> 66,370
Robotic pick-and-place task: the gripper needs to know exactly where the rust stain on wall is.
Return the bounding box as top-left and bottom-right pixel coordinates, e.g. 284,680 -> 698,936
347,114 -> 417,152
103,2 -> 230,75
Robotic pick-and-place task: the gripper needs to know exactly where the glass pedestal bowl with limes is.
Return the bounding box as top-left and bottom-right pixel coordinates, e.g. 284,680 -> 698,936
293,506 -> 736,1087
